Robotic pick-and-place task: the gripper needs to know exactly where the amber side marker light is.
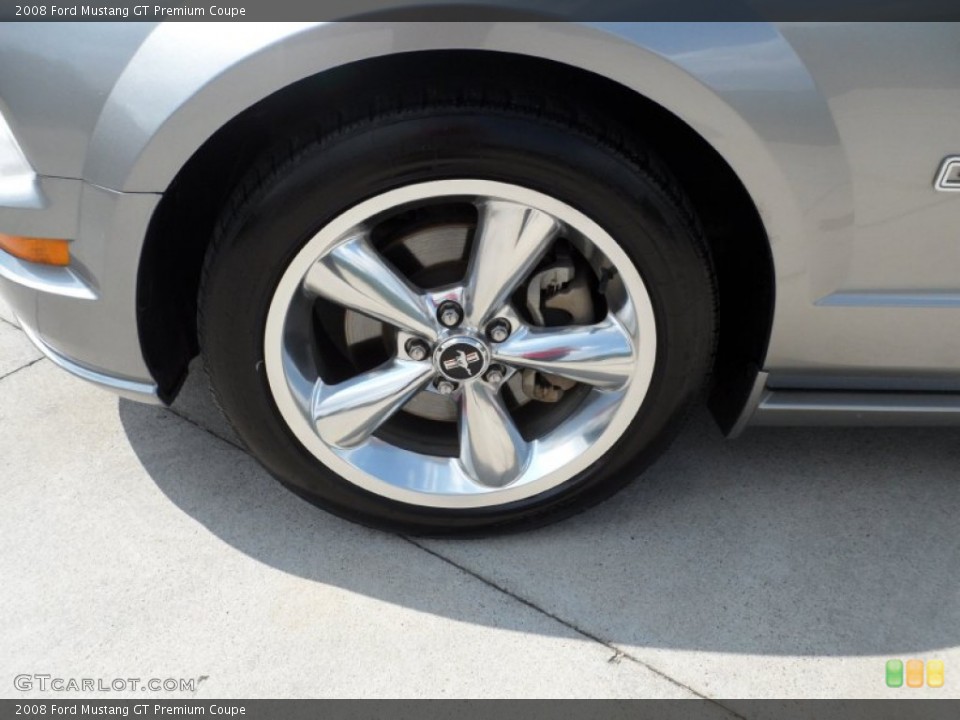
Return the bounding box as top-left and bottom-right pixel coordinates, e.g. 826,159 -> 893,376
0,233 -> 70,266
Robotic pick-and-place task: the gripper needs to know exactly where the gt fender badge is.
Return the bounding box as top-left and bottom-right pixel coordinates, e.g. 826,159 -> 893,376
934,156 -> 960,191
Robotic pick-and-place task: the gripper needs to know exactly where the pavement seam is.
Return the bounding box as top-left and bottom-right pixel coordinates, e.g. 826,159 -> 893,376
0,314 -> 19,329
0,356 -> 45,384
402,537 -> 749,717
166,408 -> 248,453
0,341 -> 244,453
151,399 -> 744,714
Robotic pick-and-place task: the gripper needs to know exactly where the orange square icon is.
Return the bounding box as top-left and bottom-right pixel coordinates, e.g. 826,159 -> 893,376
927,660 -> 944,688
906,659 -> 924,688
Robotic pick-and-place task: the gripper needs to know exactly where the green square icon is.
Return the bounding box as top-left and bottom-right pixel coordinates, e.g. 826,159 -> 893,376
886,659 -> 904,687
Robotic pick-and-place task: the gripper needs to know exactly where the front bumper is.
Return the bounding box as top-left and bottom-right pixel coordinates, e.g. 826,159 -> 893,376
0,174 -> 163,405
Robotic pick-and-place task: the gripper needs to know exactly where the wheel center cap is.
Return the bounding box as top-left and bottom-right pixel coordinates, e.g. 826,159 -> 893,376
435,336 -> 490,381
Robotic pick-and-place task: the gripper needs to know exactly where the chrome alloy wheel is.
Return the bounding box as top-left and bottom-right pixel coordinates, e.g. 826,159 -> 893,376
263,180 -> 657,509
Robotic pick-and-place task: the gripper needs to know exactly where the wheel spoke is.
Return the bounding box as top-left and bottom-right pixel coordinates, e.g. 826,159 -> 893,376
313,359 -> 435,448
492,316 -> 636,389
303,233 -> 437,339
463,200 -> 560,326
458,381 -> 530,488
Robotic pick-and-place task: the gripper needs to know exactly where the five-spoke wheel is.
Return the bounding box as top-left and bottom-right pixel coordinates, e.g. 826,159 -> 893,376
264,181 -> 655,507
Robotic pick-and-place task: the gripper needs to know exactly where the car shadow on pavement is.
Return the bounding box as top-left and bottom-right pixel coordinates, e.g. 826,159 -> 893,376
118,370 -> 960,658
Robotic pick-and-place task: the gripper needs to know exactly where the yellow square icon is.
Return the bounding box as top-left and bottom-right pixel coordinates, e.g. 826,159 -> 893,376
927,660 -> 944,688
906,659 -> 924,688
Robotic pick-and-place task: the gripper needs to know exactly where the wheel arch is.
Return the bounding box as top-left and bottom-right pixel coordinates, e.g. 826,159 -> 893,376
131,26 -> 788,426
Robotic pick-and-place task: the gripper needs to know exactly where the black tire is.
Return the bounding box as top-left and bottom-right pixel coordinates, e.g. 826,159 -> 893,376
199,94 -> 716,536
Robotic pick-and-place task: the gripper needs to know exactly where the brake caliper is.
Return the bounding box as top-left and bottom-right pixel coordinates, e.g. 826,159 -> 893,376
523,246 -> 595,402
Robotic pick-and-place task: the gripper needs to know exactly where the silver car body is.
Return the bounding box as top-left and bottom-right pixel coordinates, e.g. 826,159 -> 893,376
2,21 -> 959,433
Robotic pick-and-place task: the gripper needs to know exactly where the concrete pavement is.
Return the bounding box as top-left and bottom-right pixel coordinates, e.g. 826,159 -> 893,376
1,300 -> 958,706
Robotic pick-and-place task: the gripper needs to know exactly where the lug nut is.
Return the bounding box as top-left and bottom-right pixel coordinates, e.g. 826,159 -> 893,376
437,301 -> 463,328
435,379 -> 458,395
486,319 -> 511,343
404,338 -> 430,361
484,365 -> 506,385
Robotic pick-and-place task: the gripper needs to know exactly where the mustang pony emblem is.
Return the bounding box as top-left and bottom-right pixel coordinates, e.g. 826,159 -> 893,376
443,350 -> 481,372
